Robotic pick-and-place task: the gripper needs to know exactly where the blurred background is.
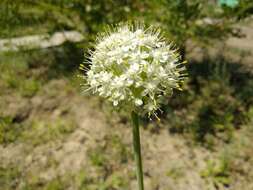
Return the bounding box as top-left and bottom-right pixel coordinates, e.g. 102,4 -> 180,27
0,0 -> 253,189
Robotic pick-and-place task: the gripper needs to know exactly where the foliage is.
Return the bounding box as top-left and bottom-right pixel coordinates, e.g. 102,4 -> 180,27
21,119 -> 76,146
0,116 -> 24,144
0,165 -> 22,190
0,116 -> 76,146
201,156 -> 231,187
221,0 -> 253,19
0,0 -> 143,38
1,0 -> 252,49
163,59 -> 252,145
144,0 -> 252,57
88,134 -> 131,168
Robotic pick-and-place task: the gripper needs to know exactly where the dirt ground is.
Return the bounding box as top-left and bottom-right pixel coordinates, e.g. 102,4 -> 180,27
1,78 -> 252,190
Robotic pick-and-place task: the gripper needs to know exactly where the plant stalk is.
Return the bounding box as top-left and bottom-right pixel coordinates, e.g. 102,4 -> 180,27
131,111 -> 144,190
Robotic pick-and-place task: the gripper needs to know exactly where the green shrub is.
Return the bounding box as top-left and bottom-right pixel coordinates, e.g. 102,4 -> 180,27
0,116 -> 25,145
164,60 -> 251,145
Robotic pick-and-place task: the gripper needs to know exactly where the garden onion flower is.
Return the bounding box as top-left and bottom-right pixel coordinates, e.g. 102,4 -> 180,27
81,23 -> 187,117
81,23 -> 187,190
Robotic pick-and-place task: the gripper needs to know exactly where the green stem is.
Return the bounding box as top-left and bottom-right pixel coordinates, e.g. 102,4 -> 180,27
131,111 -> 144,190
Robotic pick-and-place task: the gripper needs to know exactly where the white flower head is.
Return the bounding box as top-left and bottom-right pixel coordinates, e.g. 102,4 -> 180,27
82,23 -> 187,116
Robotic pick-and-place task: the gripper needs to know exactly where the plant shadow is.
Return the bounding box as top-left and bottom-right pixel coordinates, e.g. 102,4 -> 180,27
159,56 -> 253,145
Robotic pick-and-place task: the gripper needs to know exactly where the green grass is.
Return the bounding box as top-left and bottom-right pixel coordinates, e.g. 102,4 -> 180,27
0,165 -> 22,190
0,52 -> 41,97
88,134 -> 131,168
0,113 -> 76,146
162,60 -> 252,146
166,166 -> 185,180
86,133 -> 132,189
20,119 -> 76,146
8,169 -> 130,190
0,116 -> 25,144
201,157 -> 231,187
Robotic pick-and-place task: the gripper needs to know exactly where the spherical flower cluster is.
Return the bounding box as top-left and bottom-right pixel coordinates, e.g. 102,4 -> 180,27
82,24 -> 187,116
